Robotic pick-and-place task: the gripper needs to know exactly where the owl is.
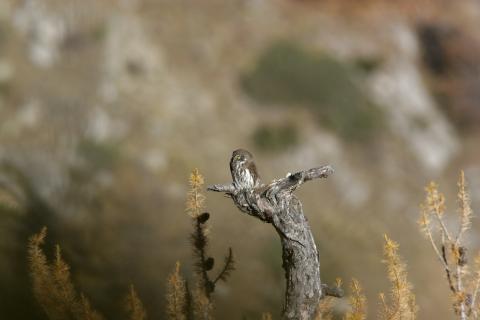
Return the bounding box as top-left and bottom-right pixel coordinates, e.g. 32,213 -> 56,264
230,149 -> 260,190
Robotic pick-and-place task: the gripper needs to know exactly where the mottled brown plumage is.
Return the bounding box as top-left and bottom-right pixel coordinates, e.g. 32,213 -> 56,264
230,149 -> 260,189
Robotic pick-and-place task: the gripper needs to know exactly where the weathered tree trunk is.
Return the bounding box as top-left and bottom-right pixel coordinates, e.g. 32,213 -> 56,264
208,166 -> 341,319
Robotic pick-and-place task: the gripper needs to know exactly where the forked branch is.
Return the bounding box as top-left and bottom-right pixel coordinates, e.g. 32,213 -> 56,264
209,160 -> 338,320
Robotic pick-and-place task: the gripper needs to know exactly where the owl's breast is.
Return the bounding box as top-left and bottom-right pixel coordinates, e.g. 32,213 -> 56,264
233,167 -> 255,189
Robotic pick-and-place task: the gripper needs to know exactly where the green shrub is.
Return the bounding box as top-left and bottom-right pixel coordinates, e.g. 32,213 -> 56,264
353,56 -> 382,74
252,123 -> 298,153
78,139 -> 120,170
241,41 -> 384,141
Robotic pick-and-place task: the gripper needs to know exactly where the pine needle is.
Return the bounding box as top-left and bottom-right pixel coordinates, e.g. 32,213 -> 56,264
193,283 -> 214,320
424,182 -> 452,242
418,172 -> 478,319
315,297 -> 334,320
186,169 -> 206,218
80,295 -> 104,320
344,279 -> 366,320
261,312 -> 273,320
379,235 -> 417,320
126,285 -> 147,320
166,262 -> 188,320
28,227 -> 59,320
27,227 -> 104,320
456,170 -> 472,245
213,248 -> 235,284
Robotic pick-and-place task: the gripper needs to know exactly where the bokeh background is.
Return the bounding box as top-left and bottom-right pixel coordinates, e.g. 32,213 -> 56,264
1,0 -> 480,319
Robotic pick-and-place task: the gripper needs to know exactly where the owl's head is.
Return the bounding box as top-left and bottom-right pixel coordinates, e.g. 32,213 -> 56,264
231,149 -> 253,164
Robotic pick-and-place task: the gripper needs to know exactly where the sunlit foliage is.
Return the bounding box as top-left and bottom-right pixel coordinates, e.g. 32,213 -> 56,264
379,235 -> 417,320
28,227 -> 146,320
344,279 -> 366,320
126,285 -> 147,320
419,171 -> 480,319
28,227 -> 105,320
166,262 -> 187,320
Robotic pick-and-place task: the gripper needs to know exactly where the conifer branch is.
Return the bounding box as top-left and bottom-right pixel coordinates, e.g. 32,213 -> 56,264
262,312 -> 273,320
28,228 -> 105,320
379,235 -> 417,320
80,295 -> 104,320
192,285 -> 213,320
186,169 -> 235,299
191,213 -> 214,297
456,170 -> 472,246
166,262 -> 188,320
442,244 -> 457,293
425,182 -> 453,243
213,248 -> 235,284
126,285 -> 147,320
344,279 -> 366,320
418,172 -> 479,319
469,256 -> 480,318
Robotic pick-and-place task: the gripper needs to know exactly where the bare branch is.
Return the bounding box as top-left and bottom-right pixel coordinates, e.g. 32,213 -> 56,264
206,183 -> 235,193
208,161 -> 335,320
321,284 -> 344,298
264,165 -> 334,197
213,248 -> 235,284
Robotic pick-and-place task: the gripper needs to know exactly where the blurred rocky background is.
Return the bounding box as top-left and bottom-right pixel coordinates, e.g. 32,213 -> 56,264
1,0 -> 480,319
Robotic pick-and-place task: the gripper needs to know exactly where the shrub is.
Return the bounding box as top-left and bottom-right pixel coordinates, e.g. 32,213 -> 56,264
240,41 -> 384,141
252,123 -> 299,153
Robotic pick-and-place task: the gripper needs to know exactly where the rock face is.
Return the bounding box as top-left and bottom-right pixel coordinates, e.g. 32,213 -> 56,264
2,1 -> 468,193
369,22 -> 459,174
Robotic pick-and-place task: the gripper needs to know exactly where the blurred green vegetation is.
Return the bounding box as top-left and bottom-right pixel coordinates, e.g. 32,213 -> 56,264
252,123 -> 298,153
0,81 -> 11,97
353,56 -> 382,74
241,41 -> 385,141
78,139 -> 121,171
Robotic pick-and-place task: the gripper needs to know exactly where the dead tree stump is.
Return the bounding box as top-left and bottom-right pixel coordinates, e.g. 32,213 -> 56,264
208,163 -> 341,319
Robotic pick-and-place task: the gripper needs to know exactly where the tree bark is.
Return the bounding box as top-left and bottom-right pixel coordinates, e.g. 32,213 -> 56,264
208,165 -> 340,319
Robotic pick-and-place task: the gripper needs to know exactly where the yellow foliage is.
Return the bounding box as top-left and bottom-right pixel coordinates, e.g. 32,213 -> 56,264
344,279 -> 366,320
186,168 -> 206,218
471,254 -> 480,318
424,181 -> 446,215
423,181 -> 452,241
379,235 -> 417,320
126,285 -> 147,320
79,295 -> 104,320
315,297 -> 334,320
0,188 -> 21,211
418,172 -> 480,318
166,262 -> 188,320
193,283 -> 214,320
28,227 -> 104,320
261,312 -> 273,320
315,279 -> 344,320
457,170 -> 472,241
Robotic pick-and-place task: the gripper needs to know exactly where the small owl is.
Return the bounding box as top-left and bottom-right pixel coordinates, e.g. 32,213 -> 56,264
230,149 -> 260,190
